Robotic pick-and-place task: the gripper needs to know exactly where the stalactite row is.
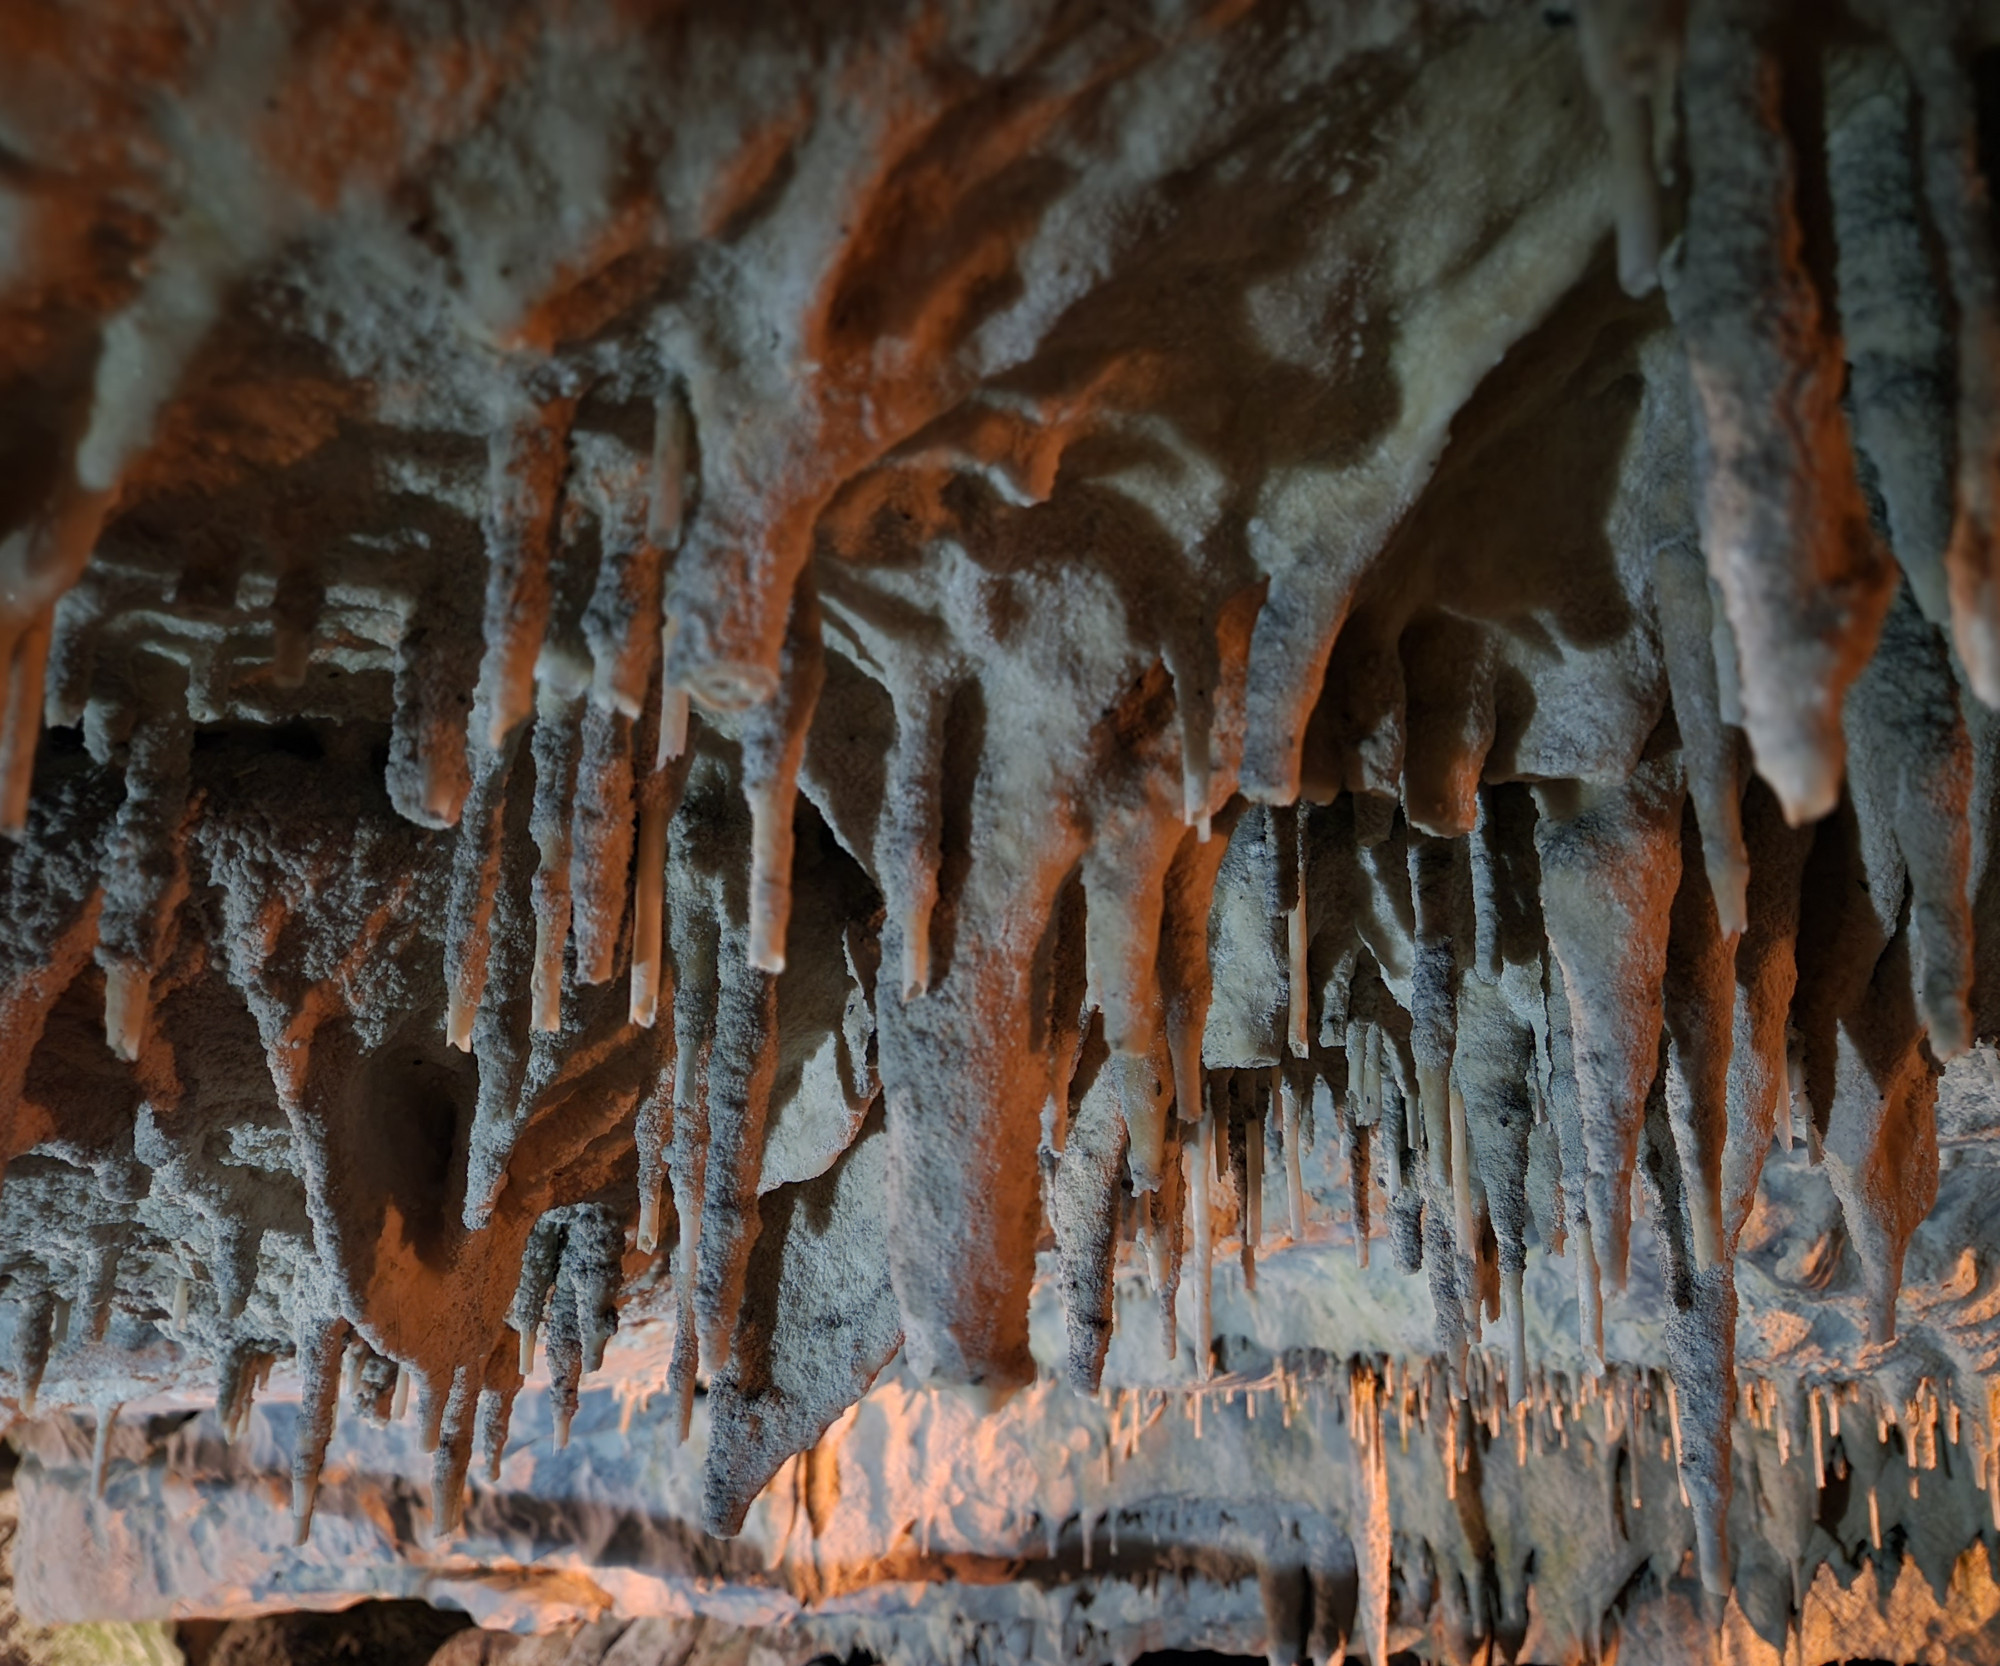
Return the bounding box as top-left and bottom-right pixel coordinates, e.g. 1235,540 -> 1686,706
1010,6 -> 2000,1620
722,1350 -> 2000,1666
87,374 -> 850,1537
1060,1354 -> 2000,1520
0,11 -> 1996,1647
72,1334 -> 2000,1666
1106,1352 -> 2000,1666
1033,719 -> 1980,1601
4,576 -> 1988,1569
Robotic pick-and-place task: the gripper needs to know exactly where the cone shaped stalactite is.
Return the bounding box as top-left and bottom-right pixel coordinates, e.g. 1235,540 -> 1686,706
1669,0 -> 1897,823
1535,755 -> 1685,1294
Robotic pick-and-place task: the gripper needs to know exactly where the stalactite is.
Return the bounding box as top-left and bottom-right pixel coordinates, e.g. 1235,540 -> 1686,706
880,680 -> 950,1000
740,586 -> 826,976
1455,977 -> 1531,1397
544,1256 -> 584,1448
1149,1112 -> 1186,1361
1543,956 -> 1601,1366
666,1284 -> 699,1447
1421,1164 -> 1473,1387
1574,0 -> 1679,297
42,592 -> 100,735
88,1401 -> 118,1500
1041,872 -> 1091,1156
1536,753 -> 1682,1292
527,679 -> 586,1033
1247,1096 -> 1266,1255
0,607 -> 58,837
667,849 -> 716,1424
1160,808 -> 1241,1125
630,728 -> 695,1029
1770,596 -> 1960,1342
1083,791 -> 1186,1065
415,1375 -> 446,1454
1796,819 -> 1897,1147
1668,0 -> 1895,822
475,401 -> 573,750
1639,1042 -> 1694,1311
1313,638 -> 1395,830
1879,8 -> 2000,700
877,829 -> 1078,1387
562,1204 -> 625,1377
508,1214 -> 566,1376
1845,583 -> 1975,1059
693,940 -> 780,1372
75,1232 -> 116,1336
567,701 -> 637,988
1186,1101 -> 1214,1381
648,384 -> 693,551
1162,640 -> 1215,838
458,754 -> 556,1226
658,450 -> 808,716
1655,542 -> 1750,934
1280,1067 -> 1308,1243
1117,1046 -> 1171,1196
1668,1265 -> 1738,1596
1317,943 -> 1362,1065
1354,821 -> 1417,1004
96,694 -> 193,1063
1238,553 -> 1378,808
1825,43 -> 1955,628
655,619 -> 692,767
474,1337 -> 524,1484
215,1343 -> 266,1444
1351,1366 -> 1392,1666
635,1036 -> 673,1257
1053,1059 -> 1129,1394
1228,1075 -> 1256,1293
1402,626 -> 1498,841
1721,780 -> 1811,1245
1287,809 -> 1312,1057
1662,799 -> 1734,1269
290,1314 -> 349,1545
1821,916 -> 1941,1345
700,1110 -> 900,1537
582,512 -> 664,728
444,728 -> 528,1051
14,1289 -> 52,1417
385,590 -> 479,830
430,1364 -> 479,1536
630,772 -> 671,1028
1407,836 -> 1467,1216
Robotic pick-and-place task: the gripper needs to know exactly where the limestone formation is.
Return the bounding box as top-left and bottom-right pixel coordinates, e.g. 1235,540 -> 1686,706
2,3 -> 2000,1662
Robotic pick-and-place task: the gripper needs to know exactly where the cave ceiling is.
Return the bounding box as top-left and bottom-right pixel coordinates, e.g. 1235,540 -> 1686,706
5,2 -> 2000,1662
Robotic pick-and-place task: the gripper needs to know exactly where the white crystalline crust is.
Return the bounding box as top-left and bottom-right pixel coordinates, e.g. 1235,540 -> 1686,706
1,2 -> 2000,1661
